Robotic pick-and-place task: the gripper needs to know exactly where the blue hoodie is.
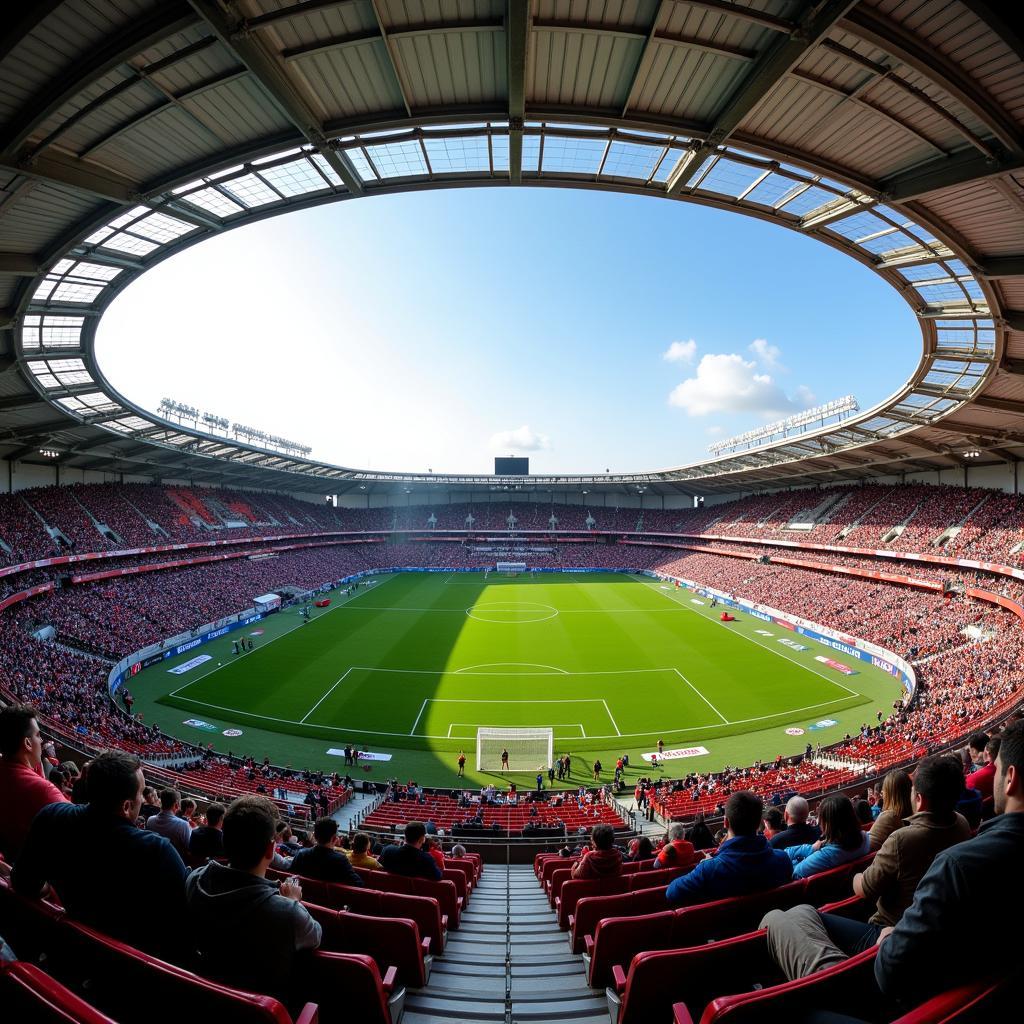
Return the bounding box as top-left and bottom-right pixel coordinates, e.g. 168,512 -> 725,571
665,834 -> 793,906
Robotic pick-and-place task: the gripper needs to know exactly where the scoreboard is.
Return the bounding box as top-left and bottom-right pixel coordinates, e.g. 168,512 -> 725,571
494,457 -> 529,475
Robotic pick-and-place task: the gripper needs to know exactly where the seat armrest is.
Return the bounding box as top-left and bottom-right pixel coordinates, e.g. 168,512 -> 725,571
611,964 -> 627,995
421,937 -> 432,957
382,965 -> 398,994
295,1004 -> 320,1024
672,1002 -> 694,1024
583,934 -> 595,956
441,914 -> 449,930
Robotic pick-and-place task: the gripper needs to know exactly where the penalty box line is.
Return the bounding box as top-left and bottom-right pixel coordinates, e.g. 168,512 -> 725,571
446,723 -> 587,738
410,697 -> 618,736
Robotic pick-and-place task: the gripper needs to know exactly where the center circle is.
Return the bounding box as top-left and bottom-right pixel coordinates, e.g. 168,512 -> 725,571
466,601 -> 558,624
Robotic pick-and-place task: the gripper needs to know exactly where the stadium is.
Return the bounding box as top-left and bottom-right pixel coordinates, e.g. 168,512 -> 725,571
0,2 -> 1023,1023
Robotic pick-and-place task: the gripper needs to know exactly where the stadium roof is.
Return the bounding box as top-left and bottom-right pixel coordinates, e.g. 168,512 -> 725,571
0,0 -> 1022,498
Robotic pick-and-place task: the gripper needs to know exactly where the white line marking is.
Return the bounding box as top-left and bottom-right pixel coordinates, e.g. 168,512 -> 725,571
453,662 -> 570,675
299,667 -> 353,724
447,723 -> 586,738
420,697 -> 609,704
410,699 -> 429,735
673,668 -> 729,724
640,578 -> 865,698
601,699 -> 622,736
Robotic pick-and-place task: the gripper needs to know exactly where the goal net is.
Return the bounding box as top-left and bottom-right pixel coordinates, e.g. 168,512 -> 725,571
495,561 -> 527,576
476,727 -> 553,772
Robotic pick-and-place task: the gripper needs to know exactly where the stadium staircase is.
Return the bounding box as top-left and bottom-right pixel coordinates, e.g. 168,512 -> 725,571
404,863 -> 605,1024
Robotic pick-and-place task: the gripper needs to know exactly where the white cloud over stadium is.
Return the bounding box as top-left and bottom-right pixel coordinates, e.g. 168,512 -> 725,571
490,425 -> 551,452
668,349 -> 816,419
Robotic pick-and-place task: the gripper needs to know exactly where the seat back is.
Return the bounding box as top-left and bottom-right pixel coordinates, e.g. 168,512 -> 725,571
0,876 -> 65,964
0,961 -> 119,1024
701,947 -> 880,1024
446,859 -> 476,888
541,858 -> 577,890
671,879 -> 807,947
50,919 -> 302,1024
588,910 -> 676,988
304,904 -> 426,988
358,870 -> 461,927
547,866 -> 575,906
441,867 -> 468,903
630,865 -> 692,890
304,952 -> 398,1024
802,853 -> 874,905
573,886 -> 670,955
557,876 -> 630,929
618,930 -> 777,1024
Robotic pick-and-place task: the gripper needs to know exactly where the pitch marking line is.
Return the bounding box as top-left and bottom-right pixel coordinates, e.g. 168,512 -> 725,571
601,699 -> 622,736
638,577 -> 864,699
673,668 -> 729,724
300,667 -> 354,724
410,699 -> 429,736
164,573 -> 400,699
453,662 -> 569,675
446,723 -> 586,738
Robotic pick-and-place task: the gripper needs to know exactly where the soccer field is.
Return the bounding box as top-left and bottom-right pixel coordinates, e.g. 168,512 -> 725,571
133,572 -> 903,785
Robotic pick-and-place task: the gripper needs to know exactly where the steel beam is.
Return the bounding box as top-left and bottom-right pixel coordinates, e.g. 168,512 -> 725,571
935,421 -> 1024,445
0,1 -> 64,65
0,152 -> 139,204
507,1 -> 530,184
621,1 -> 668,118
976,256 -> 1024,279
185,0 -> 364,195
0,254 -> 40,276
0,394 -> 46,412
1,4 -> 200,159
877,149 -> 1024,202
971,394 -> 1024,414
668,0 -> 858,195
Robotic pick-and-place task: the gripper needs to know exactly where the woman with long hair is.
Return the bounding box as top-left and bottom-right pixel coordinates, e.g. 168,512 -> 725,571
869,770 -> 913,850
786,795 -> 871,879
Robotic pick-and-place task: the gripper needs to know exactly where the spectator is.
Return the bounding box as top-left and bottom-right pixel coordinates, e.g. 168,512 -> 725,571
13,750 -> 188,962
761,728 -> 1024,1006
625,836 -> 654,862
762,807 -> 785,841
685,812 -> 717,851
347,832 -> 381,870
965,736 -> 1000,802
786,795 -> 871,880
145,788 -> 192,858
0,704 -> 68,862
571,824 -> 623,879
185,796 -> 321,1004
424,835 -> 445,873
139,786 -> 160,821
869,770 -> 912,851
965,732 -> 989,772
768,796 -> 821,851
666,792 -> 792,906
378,821 -> 442,880
189,802 -> 226,861
654,822 -> 695,868
289,817 -> 364,886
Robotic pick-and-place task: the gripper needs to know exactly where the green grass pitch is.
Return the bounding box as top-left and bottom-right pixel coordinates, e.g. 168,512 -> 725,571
130,572 -> 904,787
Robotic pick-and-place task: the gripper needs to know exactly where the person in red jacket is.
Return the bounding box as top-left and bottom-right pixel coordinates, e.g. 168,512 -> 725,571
0,704 -> 68,863
571,824 -> 622,879
965,736 -> 999,802
655,822 -> 696,868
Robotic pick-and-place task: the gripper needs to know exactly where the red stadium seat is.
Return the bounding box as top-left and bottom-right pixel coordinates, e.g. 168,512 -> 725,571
0,961 -> 121,1024
573,886 -> 672,955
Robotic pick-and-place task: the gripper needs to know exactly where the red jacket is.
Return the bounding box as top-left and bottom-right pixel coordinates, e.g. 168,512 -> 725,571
966,762 -> 996,800
656,838 -> 696,867
0,760 -> 69,862
571,847 -> 623,879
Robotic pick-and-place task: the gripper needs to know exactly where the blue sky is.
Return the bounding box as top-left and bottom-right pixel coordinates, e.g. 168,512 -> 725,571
97,187 -> 918,474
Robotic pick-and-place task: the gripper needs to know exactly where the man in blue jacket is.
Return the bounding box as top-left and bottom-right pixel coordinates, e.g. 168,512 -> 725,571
666,791 -> 792,906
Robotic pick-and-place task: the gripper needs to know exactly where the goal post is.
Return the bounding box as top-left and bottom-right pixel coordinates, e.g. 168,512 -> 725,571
476,727 -> 553,771
495,561 -> 527,576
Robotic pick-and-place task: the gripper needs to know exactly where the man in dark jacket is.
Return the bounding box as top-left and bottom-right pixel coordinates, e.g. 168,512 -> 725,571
767,796 -> 821,850
666,791 -> 792,906
14,750 -> 188,963
188,802 -> 225,861
185,796 -> 321,1004
378,821 -> 442,880
289,817 -> 364,886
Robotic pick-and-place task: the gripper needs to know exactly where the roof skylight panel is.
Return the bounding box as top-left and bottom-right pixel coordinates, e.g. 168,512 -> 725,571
254,148 -> 304,164
364,140 -> 428,178
775,185 -> 835,216
601,141 -> 661,180
915,281 -> 973,303
100,233 -> 159,256
110,416 -> 151,433
182,187 -> 244,217
898,263 -> 945,282
490,134 -> 509,171
50,281 -> 105,303
697,158 -> 767,197
652,148 -> 688,183
744,172 -> 803,207
522,136 -> 541,172
342,148 -> 377,182
258,158 -> 330,197
130,213 -> 196,242
423,136 -> 490,174
222,173 -> 282,207
828,212 -> 889,242
857,230 -> 916,255
310,153 -> 344,185
539,135 -> 605,174
107,207 -> 148,230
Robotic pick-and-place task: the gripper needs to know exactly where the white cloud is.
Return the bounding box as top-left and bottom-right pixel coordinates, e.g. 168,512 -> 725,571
706,425 -> 725,436
489,424 -> 551,452
663,339 -> 697,364
668,353 -> 814,419
748,338 -> 783,369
